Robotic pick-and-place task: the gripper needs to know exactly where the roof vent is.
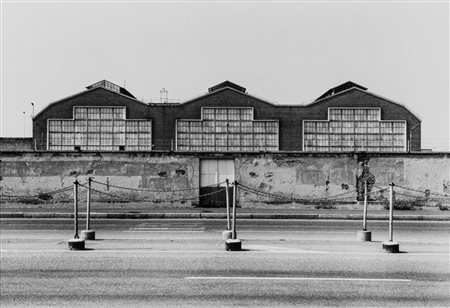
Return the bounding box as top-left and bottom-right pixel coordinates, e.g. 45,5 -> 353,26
208,80 -> 246,93
315,81 -> 367,101
86,80 -> 136,98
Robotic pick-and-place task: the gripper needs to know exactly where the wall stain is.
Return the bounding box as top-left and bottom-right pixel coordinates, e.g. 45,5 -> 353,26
356,160 -> 375,201
176,169 -> 186,176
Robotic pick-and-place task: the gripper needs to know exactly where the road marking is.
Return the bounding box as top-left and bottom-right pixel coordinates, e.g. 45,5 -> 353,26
124,230 -> 204,232
0,230 -> 71,232
246,245 -> 324,253
185,277 -> 413,282
238,231 -> 355,234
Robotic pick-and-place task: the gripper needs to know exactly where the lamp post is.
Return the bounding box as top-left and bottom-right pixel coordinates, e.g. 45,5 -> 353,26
22,111 -> 26,137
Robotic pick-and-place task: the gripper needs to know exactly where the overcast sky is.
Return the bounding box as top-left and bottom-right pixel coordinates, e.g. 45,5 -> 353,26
1,1 -> 449,151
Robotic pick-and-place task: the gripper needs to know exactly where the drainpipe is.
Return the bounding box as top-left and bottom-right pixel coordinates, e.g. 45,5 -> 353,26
409,124 -> 420,152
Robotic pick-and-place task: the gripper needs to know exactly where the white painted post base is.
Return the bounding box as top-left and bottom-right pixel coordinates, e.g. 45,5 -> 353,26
356,230 -> 372,241
81,230 -> 95,240
225,239 -> 242,251
222,230 -> 233,240
382,241 -> 400,253
68,238 -> 85,250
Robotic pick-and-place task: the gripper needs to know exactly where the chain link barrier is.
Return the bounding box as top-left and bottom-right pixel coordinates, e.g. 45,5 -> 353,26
79,182 -> 226,203
90,179 -> 226,193
1,180 -> 448,206
0,184 -> 76,200
237,181 -> 358,203
237,181 -> 400,206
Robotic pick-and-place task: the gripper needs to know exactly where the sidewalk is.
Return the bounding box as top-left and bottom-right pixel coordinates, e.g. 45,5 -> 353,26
1,202 -> 449,221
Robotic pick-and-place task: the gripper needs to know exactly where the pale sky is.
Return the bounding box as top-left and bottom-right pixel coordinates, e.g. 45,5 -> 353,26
1,1 -> 449,151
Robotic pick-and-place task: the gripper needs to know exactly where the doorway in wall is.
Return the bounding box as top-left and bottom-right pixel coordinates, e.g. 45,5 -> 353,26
199,159 -> 235,207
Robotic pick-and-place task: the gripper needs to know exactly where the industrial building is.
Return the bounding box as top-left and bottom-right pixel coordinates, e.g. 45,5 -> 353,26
1,80 -> 433,208
32,79 -> 421,153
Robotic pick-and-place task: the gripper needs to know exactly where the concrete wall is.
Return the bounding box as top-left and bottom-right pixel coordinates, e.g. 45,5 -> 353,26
0,138 -> 33,151
0,152 -> 199,206
1,152 -> 448,207
236,153 -> 449,206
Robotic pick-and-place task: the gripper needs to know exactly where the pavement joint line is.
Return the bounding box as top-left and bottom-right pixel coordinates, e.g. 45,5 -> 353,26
184,277 -> 413,282
1,249 -> 448,256
1,215 -> 450,221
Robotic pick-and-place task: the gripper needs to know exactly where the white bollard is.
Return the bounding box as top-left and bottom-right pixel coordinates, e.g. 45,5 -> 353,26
382,183 -> 399,253
225,181 -> 241,251
81,177 -> 95,240
357,181 -> 371,241
69,180 -> 85,250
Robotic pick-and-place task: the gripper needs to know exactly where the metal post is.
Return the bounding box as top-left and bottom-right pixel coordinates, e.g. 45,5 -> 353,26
389,182 -> 394,242
23,111 -> 26,137
73,180 -> 79,239
86,177 -> 92,230
232,181 -> 237,239
225,179 -> 230,230
363,181 -> 368,231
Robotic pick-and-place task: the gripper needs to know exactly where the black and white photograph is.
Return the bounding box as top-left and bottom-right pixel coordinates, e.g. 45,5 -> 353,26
1,0 -> 449,307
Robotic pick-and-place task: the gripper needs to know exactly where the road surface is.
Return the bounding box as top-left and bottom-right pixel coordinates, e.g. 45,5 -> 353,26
1,219 -> 449,307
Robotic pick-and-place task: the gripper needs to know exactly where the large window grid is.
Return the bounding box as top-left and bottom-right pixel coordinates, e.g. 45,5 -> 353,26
176,107 -> 279,152
303,108 -> 406,152
48,107 -> 152,151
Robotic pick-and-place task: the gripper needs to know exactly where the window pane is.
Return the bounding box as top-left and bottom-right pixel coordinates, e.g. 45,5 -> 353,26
113,108 -> 125,120
88,108 -> 100,120
74,108 -> 87,119
355,109 -> 366,121
101,108 -> 113,119
114,120 -> 125,133
329,109 -> 341,121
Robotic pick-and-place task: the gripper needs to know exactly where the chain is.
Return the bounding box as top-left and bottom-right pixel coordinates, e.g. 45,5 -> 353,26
81,183 -> 227,203
91,179 -> 226,193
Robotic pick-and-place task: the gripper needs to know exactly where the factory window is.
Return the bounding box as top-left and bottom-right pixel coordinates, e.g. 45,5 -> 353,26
304,108 -> 405,152
176,107 -> 279,152
48,106 -> 152,151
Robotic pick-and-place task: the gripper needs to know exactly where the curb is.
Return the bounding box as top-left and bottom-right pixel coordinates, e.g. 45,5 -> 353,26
1,212 -> 449,221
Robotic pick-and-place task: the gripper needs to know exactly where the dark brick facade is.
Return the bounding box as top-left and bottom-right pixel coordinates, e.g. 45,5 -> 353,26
32,81 -> 421,152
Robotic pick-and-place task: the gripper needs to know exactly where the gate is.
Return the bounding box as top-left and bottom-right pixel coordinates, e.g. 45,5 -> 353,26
199,159 -> 235,207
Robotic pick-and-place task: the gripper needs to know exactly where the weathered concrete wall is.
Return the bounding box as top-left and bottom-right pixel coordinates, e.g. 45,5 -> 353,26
236,153 -> 450,206
0,138 -> 33,151
0,152 -> 199,206
236,154 -> 357,200
1,152 -> 448,207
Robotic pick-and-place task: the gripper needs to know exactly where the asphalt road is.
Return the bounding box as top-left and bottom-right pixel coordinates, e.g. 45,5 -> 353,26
1,219 -> 449,307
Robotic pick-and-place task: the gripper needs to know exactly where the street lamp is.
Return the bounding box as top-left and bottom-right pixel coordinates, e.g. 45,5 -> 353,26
22,111 -> 26,137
